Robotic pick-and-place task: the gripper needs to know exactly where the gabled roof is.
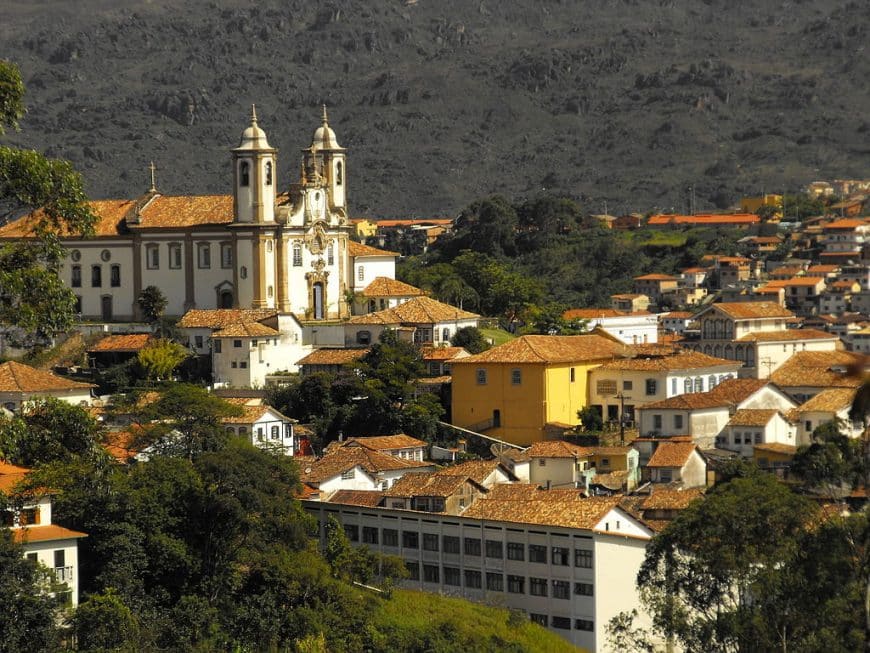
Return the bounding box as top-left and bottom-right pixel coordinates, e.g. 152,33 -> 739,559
300,447 -> 431,484
634,273 -> 678,281
640,487 -> 704,510
771,351 -> 865,389
641,393 -> 731,410
347,296 -> 479,325
384,472 -> 480,499
340,434 -> 428,451
347,241 -> 398,257
433,460 -> 517,485
452,334 -> 626,365
326,489 -> 385,507
562,308 -> 626,319
87,334 -> 154,353
0,461 -> 31,494
13,525 -> 88,543
296,348 -> 369,366
420,346 -> 469,361
706,378 -> 769,404
596,349 -> 739,372
212,322 -> 280,338
177,309 -> 278,329
703,302 -> 794,320
734,328 -> 837,343
526,440 -> 593,459
462,494 -> 629,531
0,361 -> 95,393
794,388 -> 856,414
360,277 -> 425,298
824,219 -> 867,230
646,442 -> 698,468
727,409 -> 779,427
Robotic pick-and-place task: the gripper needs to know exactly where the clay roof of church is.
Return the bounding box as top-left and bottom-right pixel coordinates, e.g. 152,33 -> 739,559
177,309 -> 278,329
347,296 -> 479,325
0,361 -> 95,393
347,241 -> 398,257
360,277 -> 426,298
0,199 -> 134,238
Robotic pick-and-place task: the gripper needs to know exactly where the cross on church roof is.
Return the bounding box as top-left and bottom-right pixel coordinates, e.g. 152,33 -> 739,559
148,161 -> 157,193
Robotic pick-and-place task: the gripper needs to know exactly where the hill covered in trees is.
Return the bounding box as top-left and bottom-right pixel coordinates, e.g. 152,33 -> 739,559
2,0 -> 869,217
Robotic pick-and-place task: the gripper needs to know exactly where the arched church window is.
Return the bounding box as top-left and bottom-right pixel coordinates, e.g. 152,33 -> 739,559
266,239 -> 273,253
267,285 -> 274,298
265,162 -> 273,186
240,161 -> 250,187
336,161 -> 343,185
240,266 -> 248,279
327,243 -> 334,266
292,243 -> 302,267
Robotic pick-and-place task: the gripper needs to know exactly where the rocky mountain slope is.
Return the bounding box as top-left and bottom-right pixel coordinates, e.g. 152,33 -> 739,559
2,0 -> 868,218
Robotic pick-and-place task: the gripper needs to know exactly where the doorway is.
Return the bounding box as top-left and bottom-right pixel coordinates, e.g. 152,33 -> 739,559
219,290 -> 233,309
101,296 -> 113,322
313,282 -> 324,319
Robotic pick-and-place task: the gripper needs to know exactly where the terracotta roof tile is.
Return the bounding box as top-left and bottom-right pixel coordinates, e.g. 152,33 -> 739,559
347,241 -> 398,257
0,361 -> 95,393
326,489 -> 385,507
462,494 -> 624,531
706,378 -> 769,403
753,443 -> 797,454
728,409 -> 779,427
597,349 -> 739,372
177,309 -> 278,329
634,273 -> 678,281
360,277 -> 425,297
420,346 -> 468,361
562,308 -> 626,319
0,198 -> 133,238
640,487 -> 704,510
710,302 -> 794,319
299,447 -> 430,484
341,434 -> 427,451
641,393 -> 731,410
646,442 -> 698,468
770,351 -> 865,389
433,460 -> 513,485
347,296 -> 479,325
824,219 -> 867,229
650,213 -> 759,226
795,388 -> 856,414
296,348 -> 369,366
0,461 -> 31,494
384,472 -> 473,498
212,322 -> 280,338
735,329 -> 837,343
13,524 -> 88,543
453,334 -> 626,365
526,440 -> 593,458
87,334 -> 154,353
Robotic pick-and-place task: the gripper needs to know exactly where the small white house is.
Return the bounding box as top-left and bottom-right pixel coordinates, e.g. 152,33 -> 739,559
792,388 -> 862,446
222,399 -> 296,455
0,361 -> 95,413
644,442 -> 706,487
718,409 -> 795,457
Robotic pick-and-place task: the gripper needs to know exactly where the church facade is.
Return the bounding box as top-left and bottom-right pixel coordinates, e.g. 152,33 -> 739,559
0,107 -> 388,322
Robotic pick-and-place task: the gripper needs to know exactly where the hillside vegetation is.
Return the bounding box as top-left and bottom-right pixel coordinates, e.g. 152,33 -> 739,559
2,0 -> 868,217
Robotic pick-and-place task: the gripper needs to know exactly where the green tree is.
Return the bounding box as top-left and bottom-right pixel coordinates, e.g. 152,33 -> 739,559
0,529 -> 60,652
577,406 -> 603,433
791,419 -> 865,498
73,589 -> 140,651
137,338 -> 190,381
0,60 -> 96,341
450,326 -> 490,354
137,285 -> 168,323
0,397 -> 105,466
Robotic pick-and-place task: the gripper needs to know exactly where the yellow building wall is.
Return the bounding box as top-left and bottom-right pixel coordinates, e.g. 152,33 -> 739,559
451,360 -> 605,446
741,195 -> 783,218
352,219 -> 378,238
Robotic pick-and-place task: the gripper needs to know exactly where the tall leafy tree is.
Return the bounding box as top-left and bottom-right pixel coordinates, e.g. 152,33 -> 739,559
0,60 -> 96,341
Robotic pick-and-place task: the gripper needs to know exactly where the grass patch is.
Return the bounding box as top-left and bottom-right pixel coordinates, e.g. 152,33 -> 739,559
480,327 -> 515,347
371,588 -> 584,652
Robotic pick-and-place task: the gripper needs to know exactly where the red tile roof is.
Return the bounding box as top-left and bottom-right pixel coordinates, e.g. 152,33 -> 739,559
13,524 -> 88,543
463,495 -> 626,531
177,309 -> 278,329
646,442 -> 698,468
347,241 -> 398,257
562,308 -> 626,319
734,328 -> 837,343
597,349 -> 739,372
212,322 -> 280,338
0,361 -> 95,393
347,296 -> 479,325
87,334 -> 154,353
296,348 -> 369,366
526,440 -> 593,458
360,277 -> 426,297
326,489 -> 385,507
709,302 -> 794,319
453,334 -> 627,365
728,409 -> 779,427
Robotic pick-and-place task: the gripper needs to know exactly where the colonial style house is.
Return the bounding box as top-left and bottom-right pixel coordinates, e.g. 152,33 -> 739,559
221,398 -> 296,455
328,434 -> 429,462
587,347 -> 741,426
381,472 -> 487,514
791,388 -> 862,445
718,409 -> 796,457
450,334 -> 629,445
561,308 -> 658,345
344,296 -> 480,347
2,461 -> 87,607
353,277 -> 426,315
0,361 -> 95,413
643,442 -> 706,487
296,348 -> 368,376
632,274 -> 678,306
299,446 -> 435,495
87,334 -> 155,368
682,302 -> 839,378
769,350 -> 865,403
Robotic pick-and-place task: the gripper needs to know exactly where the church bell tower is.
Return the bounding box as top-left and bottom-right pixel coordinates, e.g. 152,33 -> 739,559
232,105 -> 277,224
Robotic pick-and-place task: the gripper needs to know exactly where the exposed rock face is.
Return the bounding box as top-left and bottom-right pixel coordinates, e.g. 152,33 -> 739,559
3,0 -> 868,217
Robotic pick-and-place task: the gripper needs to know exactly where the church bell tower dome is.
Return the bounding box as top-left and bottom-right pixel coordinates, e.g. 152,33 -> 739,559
311,105 -> 342,150
236,105 -> 273,151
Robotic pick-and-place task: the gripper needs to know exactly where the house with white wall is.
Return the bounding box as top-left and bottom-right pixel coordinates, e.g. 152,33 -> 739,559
644,442 -> 706,487
718,409 -> 796,457
299,446 -> 436,495
791,388 -> 862,445
222,398 -> 296,455
561,308 -> 658,345
0,361 -> 95,413
2,461 -> 87,607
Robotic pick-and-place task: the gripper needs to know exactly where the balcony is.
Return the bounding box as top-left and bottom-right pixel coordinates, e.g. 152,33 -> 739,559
54,566 -> 74,583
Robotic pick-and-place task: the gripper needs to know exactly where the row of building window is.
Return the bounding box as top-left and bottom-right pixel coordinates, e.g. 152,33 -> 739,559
350,528 -> 593,567
238,161 -> 273,187
71,265 -> 120,288
225,425 -> 291,441
477,368 -> 578,386
144,243 -> 233,270
402,561 -> 594,601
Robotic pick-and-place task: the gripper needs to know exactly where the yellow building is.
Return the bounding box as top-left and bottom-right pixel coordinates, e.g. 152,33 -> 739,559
740,194 -> 783,220
450,334 -> 628,446
350,218 -> 378,239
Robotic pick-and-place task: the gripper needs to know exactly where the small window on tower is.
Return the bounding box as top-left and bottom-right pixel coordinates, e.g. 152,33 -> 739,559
327,244 -> 334,266
240,161 -> 250,187
265,161 -> 273,186
293,243 -> 302,267
336,161 -> 343,185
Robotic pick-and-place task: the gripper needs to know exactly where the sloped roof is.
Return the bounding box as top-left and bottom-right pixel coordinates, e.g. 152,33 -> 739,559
706,378 -> 769,404
641,393 -> 731,410
640,487 -> 704,510
296,348 -> 369,366
347,296 -> 479,325
347,241 -> 398,257
709,302 -> 794,319
342,434 -> 428,451
728,409 -> 779,427
596,350 -> 739,372
326,489 -> 385,507
634,273 -> 678,281
824,219 -> 867,229
462,495 -> 625,531
562,308 -> 626,319
0,198 -> 133,238
526,440 -> 593,458
770,351 -> 865,389
433,460 -> 515,485
646,442 -> 698,468
734,328 -> 837,343
360,277 -> 426,298
0,461 -> 31,494
383,472 -> 475,498
452,334 -> 626,365
753,443 -> 797,455
13,525 -> 88,543
0,361 -> 95,393
87,334 -> 153,353
420,346 -> 469,361
212,322 -> 280,338
299,447 -> 430,484
177,309 -> 278,329
795,388 -> 856,414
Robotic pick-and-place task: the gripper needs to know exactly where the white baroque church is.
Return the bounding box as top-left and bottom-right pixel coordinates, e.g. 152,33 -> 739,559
0,106 -> 394,322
